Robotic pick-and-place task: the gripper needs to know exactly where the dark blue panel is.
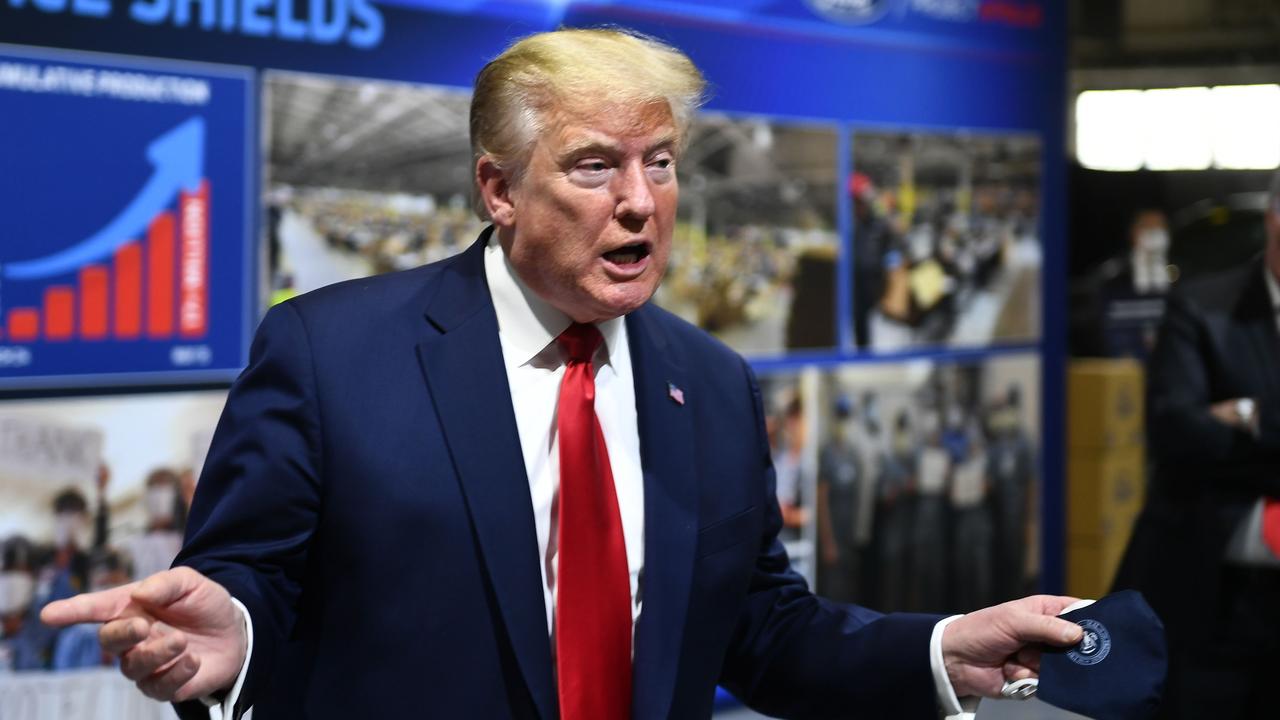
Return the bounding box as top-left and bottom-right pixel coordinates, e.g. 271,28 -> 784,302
0,0 -> 1067,589
0,46 -> 255,389
0,1 -> 1057,132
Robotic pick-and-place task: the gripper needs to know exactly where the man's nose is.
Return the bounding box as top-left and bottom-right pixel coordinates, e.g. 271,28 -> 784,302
614,162 -> 656,221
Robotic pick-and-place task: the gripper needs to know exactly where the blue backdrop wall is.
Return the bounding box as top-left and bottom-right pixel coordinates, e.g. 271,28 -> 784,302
0,0 -> 1068,592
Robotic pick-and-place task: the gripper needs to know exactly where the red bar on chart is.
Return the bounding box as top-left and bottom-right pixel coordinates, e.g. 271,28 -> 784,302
44,287 -> 75,341
7,308 -> 39,342
148,211 -> 176,338
115,242 -> 142,339
179,180 -> 209,338
80,266 -> 109,340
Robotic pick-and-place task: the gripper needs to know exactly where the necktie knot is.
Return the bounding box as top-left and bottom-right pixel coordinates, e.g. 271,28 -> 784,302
557,323 -> 603,364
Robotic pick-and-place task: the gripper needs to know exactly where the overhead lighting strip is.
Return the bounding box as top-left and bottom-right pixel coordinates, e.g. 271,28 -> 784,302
1076,84 -> 1280,171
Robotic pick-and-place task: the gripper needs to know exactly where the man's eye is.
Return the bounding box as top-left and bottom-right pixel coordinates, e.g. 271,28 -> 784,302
569,160 -> 613,187
651,157 -> 673,170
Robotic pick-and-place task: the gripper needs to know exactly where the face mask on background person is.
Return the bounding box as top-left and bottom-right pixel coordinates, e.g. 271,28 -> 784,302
1132,228 -> 1170,293
53,513 -> 87,548
0,572 -> 35,616
1136,228 -> 1169,253
146,484 -> 177,524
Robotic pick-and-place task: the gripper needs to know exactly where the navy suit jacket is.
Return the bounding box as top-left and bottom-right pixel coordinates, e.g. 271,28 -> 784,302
174,230 -> 941,719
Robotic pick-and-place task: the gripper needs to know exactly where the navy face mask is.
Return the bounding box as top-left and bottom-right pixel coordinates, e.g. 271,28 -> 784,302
1036,590 -> 1168,720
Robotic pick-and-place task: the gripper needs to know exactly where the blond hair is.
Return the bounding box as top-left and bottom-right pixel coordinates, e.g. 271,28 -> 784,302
470,28 -> 706,216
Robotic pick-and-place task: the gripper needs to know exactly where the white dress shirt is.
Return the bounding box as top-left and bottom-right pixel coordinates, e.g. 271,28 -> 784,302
484,235 -> 646,635
211,236 -> 968,718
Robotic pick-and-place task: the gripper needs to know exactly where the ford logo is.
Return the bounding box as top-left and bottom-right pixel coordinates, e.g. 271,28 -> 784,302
806,0 -> 896,25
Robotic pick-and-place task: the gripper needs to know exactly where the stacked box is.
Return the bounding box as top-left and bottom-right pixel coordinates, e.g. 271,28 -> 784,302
1066,359 -> 1146,599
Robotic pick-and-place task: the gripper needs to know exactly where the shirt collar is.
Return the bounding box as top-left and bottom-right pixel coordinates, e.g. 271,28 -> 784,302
484,231 -> 623,367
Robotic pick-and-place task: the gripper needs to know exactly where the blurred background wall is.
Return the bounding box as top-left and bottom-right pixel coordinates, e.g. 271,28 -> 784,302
1065,0 -> 1280,598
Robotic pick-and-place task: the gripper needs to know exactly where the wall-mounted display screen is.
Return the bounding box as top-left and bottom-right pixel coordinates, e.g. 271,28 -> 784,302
0,45 -> 255,390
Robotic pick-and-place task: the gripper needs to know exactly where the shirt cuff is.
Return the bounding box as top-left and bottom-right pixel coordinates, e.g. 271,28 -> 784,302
200,596 -> 254,720
931,615 -> 980,720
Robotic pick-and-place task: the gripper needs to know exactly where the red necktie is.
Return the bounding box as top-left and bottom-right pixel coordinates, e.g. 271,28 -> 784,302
1262,500 -> 1280,559
554,323 -> 632,720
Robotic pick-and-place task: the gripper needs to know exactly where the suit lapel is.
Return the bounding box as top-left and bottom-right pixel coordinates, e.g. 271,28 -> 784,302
1234,261 -> 1280,401
417,232 -> 557,720
627,306 -> 699,719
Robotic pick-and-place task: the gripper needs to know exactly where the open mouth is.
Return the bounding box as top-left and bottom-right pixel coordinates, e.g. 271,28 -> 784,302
602,242 -> 651,266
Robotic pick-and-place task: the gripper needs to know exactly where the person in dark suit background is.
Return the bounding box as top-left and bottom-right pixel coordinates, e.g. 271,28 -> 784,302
850,173 -> 898,349
42,28 -> 1084,719
988,386 -> 1035,601
1076,208 -> 1172,359
1115,172 -> 1280,719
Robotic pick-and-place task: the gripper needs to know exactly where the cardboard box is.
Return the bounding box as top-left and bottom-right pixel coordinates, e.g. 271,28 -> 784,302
1067,537 -> 1130,600
1068,359 -> 1144,450
1067,446 -> 1145,539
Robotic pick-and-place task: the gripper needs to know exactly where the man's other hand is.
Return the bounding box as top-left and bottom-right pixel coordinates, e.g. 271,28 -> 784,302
1209,397 -> 1259,435
40,566 -> 247,703
942,595 -> 1085,698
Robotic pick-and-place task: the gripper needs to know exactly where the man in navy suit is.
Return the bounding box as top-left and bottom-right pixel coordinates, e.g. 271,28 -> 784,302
42,29 -> 1082,719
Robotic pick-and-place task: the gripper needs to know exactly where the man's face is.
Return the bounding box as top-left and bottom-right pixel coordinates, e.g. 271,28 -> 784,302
493,100 -> 679,323
53,511 -> 87,548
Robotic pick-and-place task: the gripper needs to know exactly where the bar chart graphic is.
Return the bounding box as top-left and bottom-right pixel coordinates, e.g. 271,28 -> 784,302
0,45 -> 253,389
2,173 -> 210,345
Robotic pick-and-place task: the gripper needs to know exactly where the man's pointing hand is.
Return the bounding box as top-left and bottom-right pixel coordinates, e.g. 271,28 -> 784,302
41,566 -> 247,703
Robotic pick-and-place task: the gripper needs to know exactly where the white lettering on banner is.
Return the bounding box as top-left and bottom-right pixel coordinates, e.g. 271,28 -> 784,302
170,344 -> 213,366
179,185 -> 208,337
805,0 -> 894,25
911,0 -> 979,22
0,61 -> 211,106
0,669 -> 178,720
0,415 -> 103,484
94,69 -> 211,104
0,347 -> 33,368
7,0 -> 384,49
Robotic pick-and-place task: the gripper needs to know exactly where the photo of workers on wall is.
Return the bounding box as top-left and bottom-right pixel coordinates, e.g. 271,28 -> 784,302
262,72 -> 483,308
850,131 -> 1042,351
0,392 -> 226,676
656,116 -> 840,354
755,369 -> 822,585
264,76 -> 840,356
810,355 -> 1041,614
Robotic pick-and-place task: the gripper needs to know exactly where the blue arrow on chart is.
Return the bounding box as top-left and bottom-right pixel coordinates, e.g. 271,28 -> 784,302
3,116 -> 206,281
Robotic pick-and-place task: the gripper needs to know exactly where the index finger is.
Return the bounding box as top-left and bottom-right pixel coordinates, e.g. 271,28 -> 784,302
40,582 -> 139,627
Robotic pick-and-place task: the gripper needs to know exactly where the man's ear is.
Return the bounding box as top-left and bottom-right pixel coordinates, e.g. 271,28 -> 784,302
476,156 -> 516,227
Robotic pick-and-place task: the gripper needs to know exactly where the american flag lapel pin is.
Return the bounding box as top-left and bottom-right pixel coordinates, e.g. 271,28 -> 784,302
667,382 -> 685,406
